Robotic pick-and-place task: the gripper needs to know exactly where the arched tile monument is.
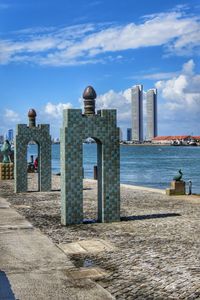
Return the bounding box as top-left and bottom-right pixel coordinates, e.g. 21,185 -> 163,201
14,109 -> 51,193
60,86 -> 120,225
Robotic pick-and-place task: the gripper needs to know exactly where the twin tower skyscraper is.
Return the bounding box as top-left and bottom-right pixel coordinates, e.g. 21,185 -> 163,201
131,85 -> 157,142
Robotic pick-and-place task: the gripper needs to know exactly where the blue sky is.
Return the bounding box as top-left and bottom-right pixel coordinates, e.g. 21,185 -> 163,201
0,0 -> 200,138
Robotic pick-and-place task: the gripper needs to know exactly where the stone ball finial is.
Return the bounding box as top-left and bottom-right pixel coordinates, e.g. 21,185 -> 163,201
28,109 -> 37,118
28,108 -> 37,127
83,86 -> 97,100
83,86 -> 96,115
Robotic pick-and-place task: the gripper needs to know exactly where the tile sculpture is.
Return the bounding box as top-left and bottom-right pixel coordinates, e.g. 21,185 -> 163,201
14,109 -> 51,192
60,86 -> 120,225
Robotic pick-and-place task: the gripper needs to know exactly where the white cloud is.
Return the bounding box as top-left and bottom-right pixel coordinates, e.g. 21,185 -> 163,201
4,109 -> 21,123
182,59 -> 195,75
155,59 -> 200,115
0,109 -> 21,134
44,102 -> 73,118
0,7 -> 200,66
130,71 -> 178,80
97,88 -> 131,122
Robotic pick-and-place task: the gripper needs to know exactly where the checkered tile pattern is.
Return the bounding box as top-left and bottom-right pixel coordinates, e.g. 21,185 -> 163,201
61,109 -> 120,225
14,124 -> 51,192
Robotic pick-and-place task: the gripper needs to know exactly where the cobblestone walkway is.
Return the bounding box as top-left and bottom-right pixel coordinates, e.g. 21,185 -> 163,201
1,178 -> 200,300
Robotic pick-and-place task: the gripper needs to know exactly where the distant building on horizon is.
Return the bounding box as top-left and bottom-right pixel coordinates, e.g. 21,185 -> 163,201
131,85 -> 143,142
7,129 -> 14,142
152,135 -> 199,145
127,128 -> 132,141
146,88 -> 157,141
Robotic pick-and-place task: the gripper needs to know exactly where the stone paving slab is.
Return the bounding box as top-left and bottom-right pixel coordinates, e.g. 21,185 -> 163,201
58,239 -> 115,255
79,240 -> 115,252
58,242 -> 88,254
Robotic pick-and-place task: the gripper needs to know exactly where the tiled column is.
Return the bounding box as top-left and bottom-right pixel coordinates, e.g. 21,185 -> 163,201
40,140 -> 51,191
14,131 -> 27,193
61,127 -> 83,225
102,130 -> 120,222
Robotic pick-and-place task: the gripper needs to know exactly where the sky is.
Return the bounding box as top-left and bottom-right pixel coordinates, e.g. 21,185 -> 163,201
0,0 -> 200,139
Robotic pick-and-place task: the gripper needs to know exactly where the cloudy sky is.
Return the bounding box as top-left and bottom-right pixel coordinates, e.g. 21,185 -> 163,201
0,0 -> 200,138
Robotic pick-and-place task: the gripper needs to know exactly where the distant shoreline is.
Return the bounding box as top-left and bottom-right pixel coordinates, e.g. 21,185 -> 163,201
50,142 -> 200,147
120,143 -> 200,147
120,143 -> 167,146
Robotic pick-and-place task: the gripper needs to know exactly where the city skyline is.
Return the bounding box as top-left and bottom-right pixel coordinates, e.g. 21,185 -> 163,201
0,1 -> 200,137
131,85 -> 158,142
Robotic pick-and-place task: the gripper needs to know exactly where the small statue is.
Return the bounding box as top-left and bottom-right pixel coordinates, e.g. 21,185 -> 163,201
1,140 -> 12,163
173,169 -> 183,181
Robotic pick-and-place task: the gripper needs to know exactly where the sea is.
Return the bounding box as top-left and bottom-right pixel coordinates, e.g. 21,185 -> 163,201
28,144 -> 200,194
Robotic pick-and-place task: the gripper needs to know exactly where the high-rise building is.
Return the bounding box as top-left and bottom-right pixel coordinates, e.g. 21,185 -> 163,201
131,85 -> 143,142
7,129 -> 14,142
127,128 -> 132,141
146,89 -> 157,141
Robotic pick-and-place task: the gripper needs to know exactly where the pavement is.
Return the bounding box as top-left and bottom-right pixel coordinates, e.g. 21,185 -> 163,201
0,196 -> 114,300
1,177 -> 200,300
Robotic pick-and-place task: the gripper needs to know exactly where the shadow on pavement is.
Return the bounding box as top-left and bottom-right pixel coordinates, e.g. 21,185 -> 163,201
121,213 -> 181,221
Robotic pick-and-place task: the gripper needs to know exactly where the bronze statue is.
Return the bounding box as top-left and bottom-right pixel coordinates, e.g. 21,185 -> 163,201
173,169 -> 183,181
1,140 -> 12,163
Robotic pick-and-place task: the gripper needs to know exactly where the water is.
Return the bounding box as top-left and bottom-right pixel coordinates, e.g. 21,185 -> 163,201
27,144 -> 200,194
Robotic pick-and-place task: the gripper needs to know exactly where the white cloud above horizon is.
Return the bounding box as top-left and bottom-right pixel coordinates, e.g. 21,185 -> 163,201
0,109 -> 21,135
44,102 -> 73,118
0,6 -> 200,66
96,89 -> 132,123
130,71 -> 179,80
156,59 -> 200,116
4,109 -> 21,123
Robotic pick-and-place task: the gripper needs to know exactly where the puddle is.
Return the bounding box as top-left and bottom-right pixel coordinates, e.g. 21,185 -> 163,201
72,257 -> 95,268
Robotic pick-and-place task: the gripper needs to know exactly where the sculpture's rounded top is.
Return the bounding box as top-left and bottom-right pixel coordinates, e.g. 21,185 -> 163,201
28,109 -> 37,118
83,86 -> 97,100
